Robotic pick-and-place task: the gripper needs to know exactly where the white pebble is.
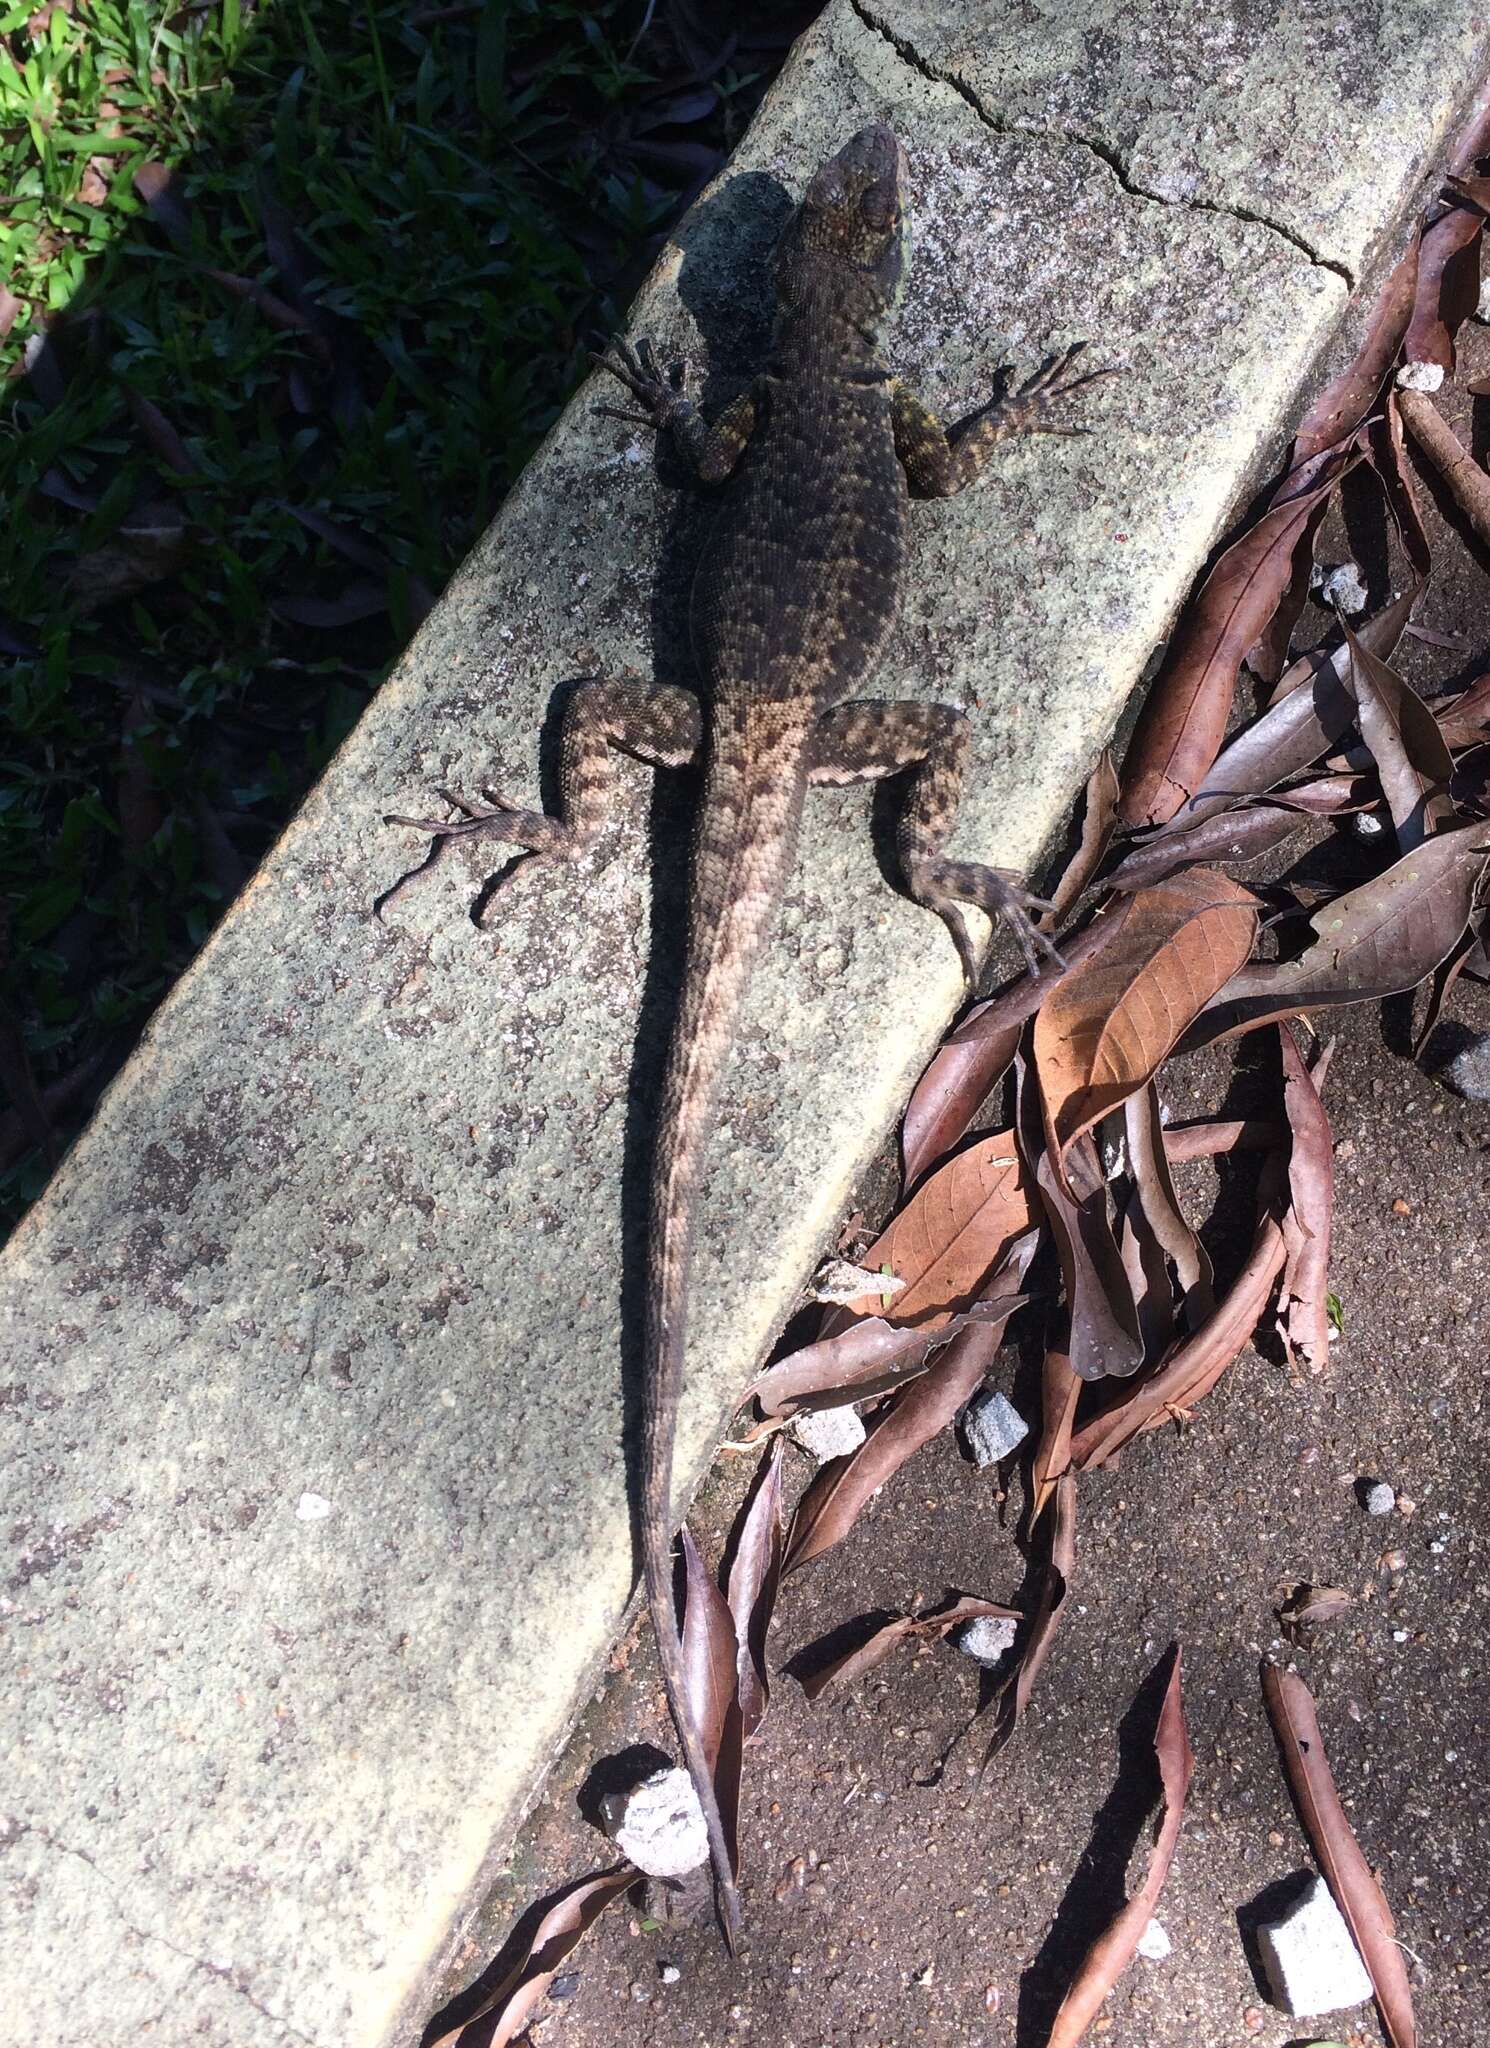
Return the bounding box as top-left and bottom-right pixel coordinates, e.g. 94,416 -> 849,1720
961,1388 -> 1029,1468
789,1403 -> 867,1462
602,1767 -> 708,1878
1396,360 -> 1445,391
1136,1918 -> 1172,1960
958,1614 -> 1018,1666
1317,561 -> 1368,614
1364,1480 -> 1396,1516
295,1493 -> 332,1521
1257,1874 -> 1373,2016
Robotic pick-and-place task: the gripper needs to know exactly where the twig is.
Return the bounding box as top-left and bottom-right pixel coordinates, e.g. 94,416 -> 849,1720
1395,387 -> 1490,550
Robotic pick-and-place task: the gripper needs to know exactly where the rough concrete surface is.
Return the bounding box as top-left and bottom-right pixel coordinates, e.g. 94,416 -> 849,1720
2,3 -> 1485,2044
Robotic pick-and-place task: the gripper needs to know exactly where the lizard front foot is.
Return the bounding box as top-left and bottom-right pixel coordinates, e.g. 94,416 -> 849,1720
591,334 -> 692,435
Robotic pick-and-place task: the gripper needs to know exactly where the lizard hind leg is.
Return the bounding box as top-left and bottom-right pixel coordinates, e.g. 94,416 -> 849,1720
809,697 -> 1064,985
378,675 -> 701,922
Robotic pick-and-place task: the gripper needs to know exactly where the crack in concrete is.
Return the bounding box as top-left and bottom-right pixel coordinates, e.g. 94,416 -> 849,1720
849,0 -> 1354,288
20,1822 -> 327,2048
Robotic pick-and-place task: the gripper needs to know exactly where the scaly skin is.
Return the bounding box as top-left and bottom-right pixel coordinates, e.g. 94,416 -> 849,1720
385,123 -> 1113,1945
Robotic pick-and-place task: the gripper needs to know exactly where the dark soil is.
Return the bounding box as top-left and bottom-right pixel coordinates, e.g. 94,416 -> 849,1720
426,326 -> 1490,2048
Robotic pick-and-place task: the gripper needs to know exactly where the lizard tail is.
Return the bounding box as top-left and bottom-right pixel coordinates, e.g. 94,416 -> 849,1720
642,698 -> 813,1947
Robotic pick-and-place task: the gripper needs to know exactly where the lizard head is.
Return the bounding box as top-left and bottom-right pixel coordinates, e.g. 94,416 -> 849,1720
775,122 -> 910,331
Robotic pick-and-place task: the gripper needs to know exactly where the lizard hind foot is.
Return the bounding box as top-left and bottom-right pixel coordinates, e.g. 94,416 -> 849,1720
381,787 -> 574,920
915,857 -> 1066,985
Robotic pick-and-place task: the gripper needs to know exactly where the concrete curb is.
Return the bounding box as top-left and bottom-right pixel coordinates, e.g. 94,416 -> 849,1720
3,4 -> 1485,2043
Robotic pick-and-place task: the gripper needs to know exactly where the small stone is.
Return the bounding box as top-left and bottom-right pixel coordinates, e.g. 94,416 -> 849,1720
1257,1873 -> 1374,2016
1396,359 -> 1445,391
601,1767 -> 708,1878
1443,1031 -> 1490,1102
659,1962 -> 681,1985
1363,1480 -> 1396,1517
958,1614 -> 1019,1667
1478,273 -> 1490,322
789,1404 -> 866,1463
1315,561 -> 1368,614
1391,1197 -> 1412,1216
295,1493 -> 332,1521
961,1387 -> 1029,1468
1136,1918 -> 1172,1960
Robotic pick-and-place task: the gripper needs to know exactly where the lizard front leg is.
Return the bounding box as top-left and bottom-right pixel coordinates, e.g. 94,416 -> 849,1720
893,342 -> 1117,498
810,698 -> 1062,983
380,676 -> 700,920
592,335 -> 759,483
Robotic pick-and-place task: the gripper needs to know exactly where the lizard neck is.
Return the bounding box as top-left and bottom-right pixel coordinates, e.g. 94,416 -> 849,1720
770,296 -> 887,380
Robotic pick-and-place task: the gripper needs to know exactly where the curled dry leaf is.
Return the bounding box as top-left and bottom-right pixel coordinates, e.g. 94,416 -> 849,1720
1031,1346 -> 1082,1514
1277,1582 -> 1354,1642
1069,1204 -> 1288,1470
726,1441 -> 785,1743
1120,437 -> 1364,827
1034,870 -> 1260,1170
1402,193 -> 1485,374
1341,617 -> 1454,852
785,1246 -> 1036,1573
1433,670 -> 1490,750
1104,806 -> 1302,893
749,1291 -> 1029,1419
425,1864 -> 637,2048
1040,747 -> 1120,927
1122,1082 -> 1214,1334
830,1132 -> 1032,1331
802,1593 -> 1020,1703
1276,1027 -> 1335,1371
1290,234 -> 1420,462
983,1473 -> 1077,1766
1194,817 -> 1490,1043
1043,1648 -> 1194,2048
1161,1116 -> 1286,1163
901,1011 -> 1021,1191
1262,1663 -> 1417,2048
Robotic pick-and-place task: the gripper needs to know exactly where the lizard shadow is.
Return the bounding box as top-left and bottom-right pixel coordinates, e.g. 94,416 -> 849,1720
612,169 -> 792,1567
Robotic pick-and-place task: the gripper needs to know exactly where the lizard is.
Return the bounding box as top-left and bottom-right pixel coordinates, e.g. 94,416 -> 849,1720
385,122 -> 1112,1945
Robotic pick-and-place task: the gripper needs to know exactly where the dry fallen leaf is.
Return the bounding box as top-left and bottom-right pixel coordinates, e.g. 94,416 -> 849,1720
1276,1027 -> 1335,1371
1120,438 -> 1364,827
1341,617 -> 1454,853
982,1473 -> 1078,1765
802,1593 -> 1020,1703
1277,1582 -> 1354,1642
425,1865 -> 637,2048
1034,870 -> 1260,1171
1043,1647 -> 1194,2048
1262,1664 -> 1417,2048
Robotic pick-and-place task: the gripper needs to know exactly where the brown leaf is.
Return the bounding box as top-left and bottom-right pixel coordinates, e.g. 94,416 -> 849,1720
1194,817 -> 1490,1043
785,1249 -> 1035,1573
946,913 -> 1126,1048
1104,808 -> 1302,894
205,266 -> 320,337
1041,748 -> 1120,927
1044,1649 -> 1194,2048
123,385 -> 195,477
1276,1027 -> 1335,1371
1341,617 -> 1455,852
680,1526 -> 737,1778
1069,1206 -> 1287,1470
749,1290 -> 1030,1419
65,509 -> 189,614
1403,198 -> 1484,374
1262,1664 -> 1417,2048
1031,1347 -> 1082,1514
1370,398 -> 1432,584
1161,1116 -> 1286,1164
425,1865 -> 637,2048
1123,1082 -> 1214,1333
1267,772 -> 1376,815
1277,1582 -> 1353,1642
1433,671 -> 1490,750
983,1473 -> 1077,1765
726,1442 -> 784,1741
901,1011 -> 1020,1191
1120,439 -> 1364,827
830,1132 -> 1033,1331
1019,1063 -> 1143,1383
1034,871 -> 1260,1167
803,1593 -> 1020,1703
1290,235 -> 1420,463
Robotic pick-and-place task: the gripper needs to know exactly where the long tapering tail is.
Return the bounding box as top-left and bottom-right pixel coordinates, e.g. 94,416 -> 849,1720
641,698 -> 812,1946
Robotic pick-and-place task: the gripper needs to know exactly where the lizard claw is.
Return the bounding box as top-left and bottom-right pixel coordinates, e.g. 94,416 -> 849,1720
591,333 -> 690,432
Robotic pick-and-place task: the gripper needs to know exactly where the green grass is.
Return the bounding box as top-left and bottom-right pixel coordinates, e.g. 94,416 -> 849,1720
0,0 -> 796,1228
